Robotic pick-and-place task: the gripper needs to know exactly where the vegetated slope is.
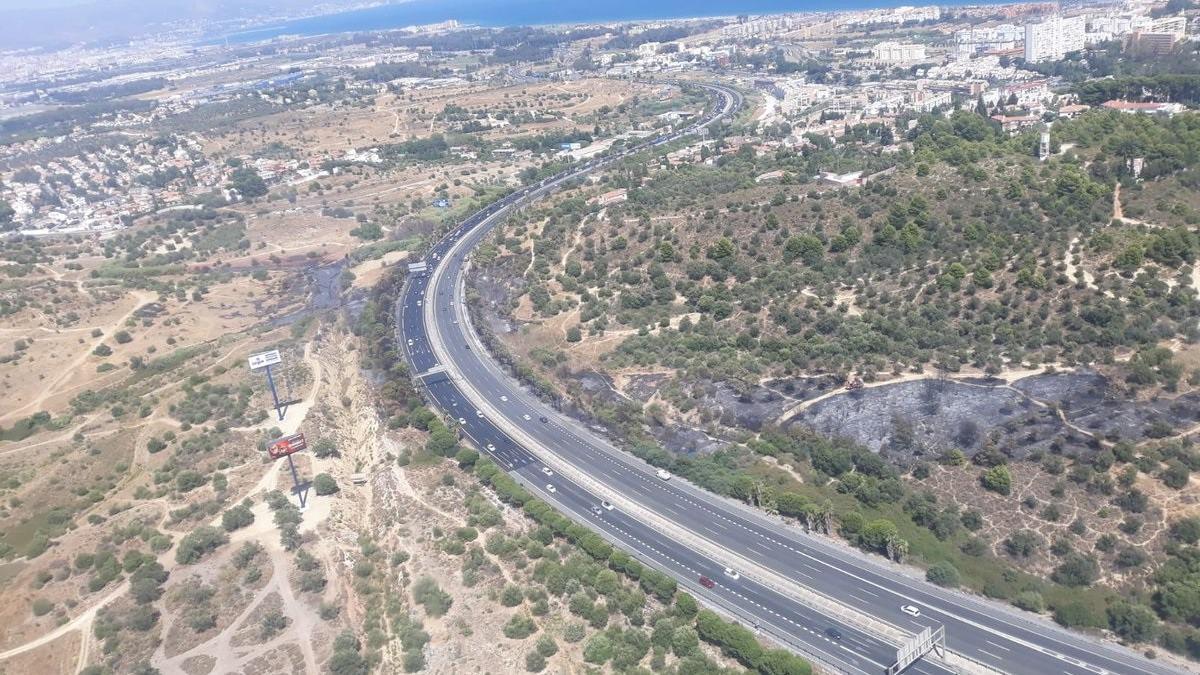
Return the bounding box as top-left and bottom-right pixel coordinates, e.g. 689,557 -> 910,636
471,106 -> 1200,663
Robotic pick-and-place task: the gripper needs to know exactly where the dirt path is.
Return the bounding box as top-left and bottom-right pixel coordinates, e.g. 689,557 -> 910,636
244,341 -> 323,437
1112,183 -> 1175,230
0,583 -> 125,663
153,543 -> 318,674
0,290 -> 157,425
775,364 -> 1073,427
0,338 -> 329,672
1063,236 -> 1097,289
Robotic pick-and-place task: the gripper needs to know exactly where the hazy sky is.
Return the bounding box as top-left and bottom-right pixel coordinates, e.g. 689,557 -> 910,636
0,0 -> 92,8
0,0 -> 93,7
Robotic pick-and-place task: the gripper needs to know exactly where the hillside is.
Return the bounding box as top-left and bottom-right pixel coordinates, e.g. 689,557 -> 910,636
472,105 -> 1200,662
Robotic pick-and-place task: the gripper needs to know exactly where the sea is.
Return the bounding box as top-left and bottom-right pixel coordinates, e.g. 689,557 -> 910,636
217,0 -> 988,43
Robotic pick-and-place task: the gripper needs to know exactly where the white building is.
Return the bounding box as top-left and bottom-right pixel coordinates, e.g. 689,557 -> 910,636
1024,15 -> 1086,63
953,24 -> 1023,58
871,41 -> 927,63
849,5 -> 941,28
721,16 -> 797,38
1131,16 -> 1188,54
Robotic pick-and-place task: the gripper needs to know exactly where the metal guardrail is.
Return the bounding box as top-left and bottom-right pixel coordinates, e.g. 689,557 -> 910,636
505,469 -> 865,675
390,81 -> 962,675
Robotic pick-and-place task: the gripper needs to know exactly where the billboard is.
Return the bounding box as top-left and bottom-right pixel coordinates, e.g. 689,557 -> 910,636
268,433 -> 307,459
248,349 -> 282,371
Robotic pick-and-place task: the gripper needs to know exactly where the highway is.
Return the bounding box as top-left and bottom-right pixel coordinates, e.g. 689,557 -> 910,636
395,81 -> 1180,675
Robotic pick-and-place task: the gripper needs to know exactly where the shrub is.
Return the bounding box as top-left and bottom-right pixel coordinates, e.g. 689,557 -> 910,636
412,576 -> 452,617
671,625 -> 699,656
925,561 -> 960,588
329,631 -> 369,675
312,438 -> 339,458
501,585 -> 524,607
1013,591 -> 1045,613
1053,554 -> 1100,587
127,605 -> 159,631
535,634 -> 558,657
1053,600 -> 1105,629
1004,530 -> 1042,558
525,650 -> 546,672
31,598 -> 53,616
583,634 -> 613,664
563,623 -> 586,643
980,465 -> 1012,495
175,526 -> 228,564
187,608 -> 217,632
1170,517 -> 1200,544
1108,601 -> 1159,643
175,470 -> 206,492
313,473 -> 339,496
960,509 -> 983,531
260,610 -> 288,638
221,504 -> 254,532
503,613 -> 537,639
674,592 -> 698,620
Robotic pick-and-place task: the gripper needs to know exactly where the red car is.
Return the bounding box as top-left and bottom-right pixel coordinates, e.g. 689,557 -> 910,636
699,575 -> 715,589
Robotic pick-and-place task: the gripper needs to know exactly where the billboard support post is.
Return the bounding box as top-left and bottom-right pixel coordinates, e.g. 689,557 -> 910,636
286,453 -> 306,509
265,364 -> 283,421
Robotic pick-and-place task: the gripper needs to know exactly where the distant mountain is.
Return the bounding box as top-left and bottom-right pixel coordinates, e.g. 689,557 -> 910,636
0,0 -> 380,49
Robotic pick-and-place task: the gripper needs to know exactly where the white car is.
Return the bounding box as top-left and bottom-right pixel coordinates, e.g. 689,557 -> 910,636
523,414 -> 531,421
590,506 -> 603,516
656,469 -> 672,481
457,417 -> 466,425
500,395 -> 508,402
541,467 -> 553,477
901,605 -> 921,618
475,410 -> 484,418
723,567 -> 740,580
601,501 -> 614,511
407,339 -> 414,345
545,484 -> 557,493
486,444 -> 495,452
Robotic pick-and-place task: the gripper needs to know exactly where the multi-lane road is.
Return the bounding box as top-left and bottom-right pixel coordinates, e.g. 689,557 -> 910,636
395,81 -> 1180,675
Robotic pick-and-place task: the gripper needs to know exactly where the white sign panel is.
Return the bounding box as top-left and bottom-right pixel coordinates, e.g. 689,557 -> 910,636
248,349 -> 282,371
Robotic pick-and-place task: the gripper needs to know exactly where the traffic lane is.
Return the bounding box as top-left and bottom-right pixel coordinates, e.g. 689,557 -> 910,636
426,372 -> 906,674
415,355 -> 911,673
426,307 -> 1160,675
443,350 -> 1087,675
427,309 -> 1065,672
513,460 -> 908,675
406,84 -> 953,668
419,290 -> 1163,675
426,367 -> 960,675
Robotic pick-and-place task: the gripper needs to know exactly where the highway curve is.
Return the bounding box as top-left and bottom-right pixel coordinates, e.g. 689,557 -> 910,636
395,80 -> 1180,675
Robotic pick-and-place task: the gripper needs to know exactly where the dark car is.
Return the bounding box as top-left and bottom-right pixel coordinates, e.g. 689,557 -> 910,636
698,575 -> 715,589
825,627 -> 843,640
539,416 -> 549,423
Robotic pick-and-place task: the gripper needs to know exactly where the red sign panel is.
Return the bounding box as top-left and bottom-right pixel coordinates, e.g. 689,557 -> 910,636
268,433 -> 307,459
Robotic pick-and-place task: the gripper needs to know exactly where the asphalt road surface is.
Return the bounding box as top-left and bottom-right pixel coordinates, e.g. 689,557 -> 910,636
395,80 -> 1181,675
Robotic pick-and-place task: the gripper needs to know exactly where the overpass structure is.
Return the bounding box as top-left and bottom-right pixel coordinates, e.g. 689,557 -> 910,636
395,80 -> 1179,675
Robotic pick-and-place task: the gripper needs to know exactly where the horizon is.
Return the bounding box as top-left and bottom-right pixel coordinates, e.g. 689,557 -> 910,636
0,0 -> 1029,51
